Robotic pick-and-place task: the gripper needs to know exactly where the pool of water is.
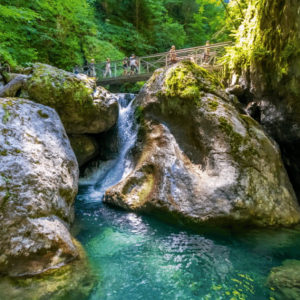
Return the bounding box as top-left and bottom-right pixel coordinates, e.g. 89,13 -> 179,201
72,185 -> 300,300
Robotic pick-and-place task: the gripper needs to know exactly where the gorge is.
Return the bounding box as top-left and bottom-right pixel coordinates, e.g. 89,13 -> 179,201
1,0 -> 300,299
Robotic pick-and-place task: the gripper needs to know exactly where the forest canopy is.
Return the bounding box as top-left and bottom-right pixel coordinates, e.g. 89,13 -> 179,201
0,0 -> 246,70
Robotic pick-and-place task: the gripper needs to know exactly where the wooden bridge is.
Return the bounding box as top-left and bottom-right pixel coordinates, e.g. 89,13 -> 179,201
74,41 -> 232,86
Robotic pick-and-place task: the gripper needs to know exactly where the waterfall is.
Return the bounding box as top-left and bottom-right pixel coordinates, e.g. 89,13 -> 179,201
79,93 -> 137,200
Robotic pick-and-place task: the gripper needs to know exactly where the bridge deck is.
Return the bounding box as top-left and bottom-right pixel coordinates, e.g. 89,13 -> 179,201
96,65 -> 223,86
74,42 -> 232,86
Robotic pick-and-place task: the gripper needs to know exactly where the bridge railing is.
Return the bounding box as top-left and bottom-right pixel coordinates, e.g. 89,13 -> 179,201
73,41 -> 232,81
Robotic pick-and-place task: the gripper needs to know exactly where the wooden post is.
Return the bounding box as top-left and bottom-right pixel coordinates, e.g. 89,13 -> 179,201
195,50 -> 198,65
138,58 -> 141,74
165,54 -> 168,68
114,62 -> 116,77
147,61 -> 149,73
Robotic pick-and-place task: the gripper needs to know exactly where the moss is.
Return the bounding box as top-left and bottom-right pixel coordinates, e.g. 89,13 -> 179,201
37,110 -> 49,119
27,64 -> 94,107
161,61 -> 222,115
224,0 -> 300,83
208,100 -> 219,111
134,106 -> 145,124
219,116 -> 260,161
0,149 -> 8,156
219,116 -> 243,155
2,109 -> 10,124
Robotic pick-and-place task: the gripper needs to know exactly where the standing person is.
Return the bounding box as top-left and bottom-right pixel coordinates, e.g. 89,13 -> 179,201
122,57 -> 128,75
169,45 -> 177,64
104,58 -> 112,77
129,54 -> 138,75
203,41 -> 211,64
74,65 -> 79,75
90,59 -> 96,77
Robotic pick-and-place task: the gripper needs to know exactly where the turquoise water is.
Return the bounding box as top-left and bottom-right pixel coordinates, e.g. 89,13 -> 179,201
73,185 -> 300,300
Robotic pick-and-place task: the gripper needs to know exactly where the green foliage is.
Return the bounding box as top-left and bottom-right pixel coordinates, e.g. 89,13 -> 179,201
163,61 -> 222,114
0,0 -> 231,69
120,82 -> 146,94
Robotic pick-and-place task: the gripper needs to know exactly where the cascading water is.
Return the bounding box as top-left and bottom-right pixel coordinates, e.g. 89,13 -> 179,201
73,93 -> 300,300
79,93 -> 137,199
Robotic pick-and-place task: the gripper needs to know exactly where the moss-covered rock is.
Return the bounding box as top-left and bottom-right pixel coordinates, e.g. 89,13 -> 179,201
0,240 -> 96,300
68,134 -> 99,167
267,260 -> 300,300
104,61 -> 300,228
25,63 -> 119,134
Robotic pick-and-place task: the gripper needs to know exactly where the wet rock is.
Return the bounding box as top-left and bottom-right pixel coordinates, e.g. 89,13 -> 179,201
104,61 -> 300,228
68,134 -> 99,167
0,240 -> 96,300
25,63 -> 119,134
267,260 -> 300,300
0,98 -> 79,277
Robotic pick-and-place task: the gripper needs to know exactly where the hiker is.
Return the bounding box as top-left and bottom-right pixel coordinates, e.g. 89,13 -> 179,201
203,41 -> 211,64
123,57 -> 128,75
169,45 -> 177,64
129,54 -> 138,75
90,59 -> 96,77
104,58 -> 112,77
74,65 -> 79,75
188,54 -> 195,63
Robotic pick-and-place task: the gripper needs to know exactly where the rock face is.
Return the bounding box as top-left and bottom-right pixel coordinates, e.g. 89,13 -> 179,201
0,240 -> 95,300
0,98 -> 79,277
25,63 -> 119,134
226,0 -> 300,199
69,134 -> 99,167
104,62 -> 300,227
267,260 -> 300,300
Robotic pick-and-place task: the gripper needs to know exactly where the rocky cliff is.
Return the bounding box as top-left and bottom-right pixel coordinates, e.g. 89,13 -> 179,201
104,62 -> 300,228
226,0 -> 300,199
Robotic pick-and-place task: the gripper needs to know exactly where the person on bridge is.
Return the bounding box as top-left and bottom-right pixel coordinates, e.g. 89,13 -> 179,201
129,54 -> 138,75
123,57 -> 128,75
90,59 -> 96,77
169,45 -> 177,64
203,41 -> 211,64
104,58 -> 112,77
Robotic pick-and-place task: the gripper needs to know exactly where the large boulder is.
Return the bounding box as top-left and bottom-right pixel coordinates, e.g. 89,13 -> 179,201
104,62 -> 300,227
68,134 -> 99,167
0,98 -> 79,277
25,63 -> 119,134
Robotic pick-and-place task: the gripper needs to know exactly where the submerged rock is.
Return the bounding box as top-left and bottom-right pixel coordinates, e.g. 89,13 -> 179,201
104,61 -> 300,228
0,240 -> 96,300
267,260 -> 300,300
25,63 -> 119,134
68,134 -> 99,167
0,98 -> 79,277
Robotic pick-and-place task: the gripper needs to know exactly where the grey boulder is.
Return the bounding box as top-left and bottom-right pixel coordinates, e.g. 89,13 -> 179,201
0,98 -> 79,277
104,61 -> 300,228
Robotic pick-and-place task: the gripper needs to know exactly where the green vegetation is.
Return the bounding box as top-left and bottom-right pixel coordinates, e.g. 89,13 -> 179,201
163,61 -> 222,113
0,0 -> 241,70
223,0 -> 300,83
